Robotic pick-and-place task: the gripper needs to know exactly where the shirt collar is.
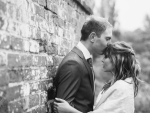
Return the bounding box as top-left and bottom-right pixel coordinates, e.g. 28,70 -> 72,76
76,41 -> 92,60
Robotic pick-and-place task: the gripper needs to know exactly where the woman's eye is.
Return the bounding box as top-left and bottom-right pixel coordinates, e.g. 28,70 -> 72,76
104,55 -> 108,58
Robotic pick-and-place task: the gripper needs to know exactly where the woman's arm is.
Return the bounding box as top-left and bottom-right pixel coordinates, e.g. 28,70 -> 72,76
54,98 -> 82,113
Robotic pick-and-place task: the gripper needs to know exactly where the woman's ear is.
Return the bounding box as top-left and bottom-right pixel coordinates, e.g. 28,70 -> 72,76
89,32 -> 96,43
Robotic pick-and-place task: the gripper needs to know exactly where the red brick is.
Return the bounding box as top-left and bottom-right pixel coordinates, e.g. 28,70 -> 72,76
39,81 -> 48,92
47,65 -> 57,78
40,92 -> 47,105
30,82 -> 40,94
7,54 -> 21,67
32,56 -> 39,66
32,107 -> 41,113
11,37 -> 23,51
20,55 -> 33,67
51,4 -> 58,14
36,29 -> 42,39
0,97 -> 9,113
0,33 -> 11,49
7,20 -> 19,34
30,15 -> 36,25
30,40 -> 39,53
40,105 -> 47,113
53,56 -> 63,66
38,56 -> 47,66
58,18 -> 64,28
8,99 -> 24,113
35,5 -> 45,18
31,106 -> 47,113
54,24 -> 58,36
7,4 -> 16,19
67,5 -> 73,16
0,70 -> 9,86
65,48 -> 70,55
53,14 -> 59,26
46,56 -> 53,67
0,52 -> 7,66
44,10 -> 49,22
59,47 -> 66,56
6,85 -> 21,101
0,16 -> 7,30
45,43 -> 58,55
23,40 -> 30,52
29,94 -> 39,108
8,69 -> 23,83
47,0 -> 52,10
40,68 -> 48,79
32,0 -> 38,2
22,69 -> 32,81
61,38 -> 71,48
42,32 -> 49,41
38,0 -> 46,6
59,0 -> 66,9
0,0 -> 6,14
48,20 -> 54,33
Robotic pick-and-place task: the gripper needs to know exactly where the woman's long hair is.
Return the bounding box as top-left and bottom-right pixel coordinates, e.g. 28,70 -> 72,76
103,41 -> 141,97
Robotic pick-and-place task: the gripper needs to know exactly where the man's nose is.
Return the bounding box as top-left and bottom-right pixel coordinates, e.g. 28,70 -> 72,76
107,41 -> 112,46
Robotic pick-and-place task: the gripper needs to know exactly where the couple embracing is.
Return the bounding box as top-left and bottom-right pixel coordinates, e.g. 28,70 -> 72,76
53,15 -> 141,113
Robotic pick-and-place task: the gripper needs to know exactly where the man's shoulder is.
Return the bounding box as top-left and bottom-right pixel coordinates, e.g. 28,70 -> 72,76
63,50 -> 82,62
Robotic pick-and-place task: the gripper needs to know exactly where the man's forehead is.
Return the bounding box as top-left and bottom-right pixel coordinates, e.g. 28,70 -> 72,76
104,28 -> 112,35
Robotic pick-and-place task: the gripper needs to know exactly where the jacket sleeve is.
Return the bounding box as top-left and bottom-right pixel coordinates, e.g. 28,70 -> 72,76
93,81 -> 134,113
56,60 -> 83,106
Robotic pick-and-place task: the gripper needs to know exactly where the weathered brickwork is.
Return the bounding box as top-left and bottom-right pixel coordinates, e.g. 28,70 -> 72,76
0,0 -> 91,112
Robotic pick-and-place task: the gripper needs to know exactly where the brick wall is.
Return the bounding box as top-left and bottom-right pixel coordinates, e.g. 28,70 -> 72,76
0,0 -> 91,113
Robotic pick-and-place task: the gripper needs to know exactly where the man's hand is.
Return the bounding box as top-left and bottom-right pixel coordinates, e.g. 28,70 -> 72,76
54,98 -> 73,113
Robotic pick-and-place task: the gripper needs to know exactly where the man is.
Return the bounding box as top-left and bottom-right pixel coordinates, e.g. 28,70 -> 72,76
54,15 -> 112,113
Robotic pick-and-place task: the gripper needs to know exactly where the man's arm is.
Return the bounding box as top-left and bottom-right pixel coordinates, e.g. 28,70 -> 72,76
56,60 -> 83,106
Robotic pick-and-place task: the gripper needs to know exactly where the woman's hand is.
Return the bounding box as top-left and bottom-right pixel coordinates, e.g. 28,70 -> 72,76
53,98 -> 73,113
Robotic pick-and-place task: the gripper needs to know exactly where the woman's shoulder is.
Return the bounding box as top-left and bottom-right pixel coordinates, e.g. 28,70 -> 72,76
113,78 -> 133,90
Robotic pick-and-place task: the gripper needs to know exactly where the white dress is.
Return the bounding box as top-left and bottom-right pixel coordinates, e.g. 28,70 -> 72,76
93,77 -> 134,113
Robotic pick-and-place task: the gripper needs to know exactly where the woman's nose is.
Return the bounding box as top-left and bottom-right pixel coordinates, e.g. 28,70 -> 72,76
101,59 -> 104,63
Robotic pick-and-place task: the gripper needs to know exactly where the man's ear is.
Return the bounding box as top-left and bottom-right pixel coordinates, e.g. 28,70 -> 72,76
89,32 -> 96,43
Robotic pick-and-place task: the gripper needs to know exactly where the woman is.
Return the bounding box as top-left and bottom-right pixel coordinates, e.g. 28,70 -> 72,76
54,41 -> 141,113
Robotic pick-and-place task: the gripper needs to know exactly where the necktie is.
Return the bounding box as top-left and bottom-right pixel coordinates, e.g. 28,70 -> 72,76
87,58 -> 95,91
87,58 -> 92,68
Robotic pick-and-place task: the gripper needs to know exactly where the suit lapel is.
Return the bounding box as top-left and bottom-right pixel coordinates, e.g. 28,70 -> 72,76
72,47 -> 94,91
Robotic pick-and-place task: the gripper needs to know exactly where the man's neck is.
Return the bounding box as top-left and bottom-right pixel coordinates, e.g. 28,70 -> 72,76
80,40 -> 92,55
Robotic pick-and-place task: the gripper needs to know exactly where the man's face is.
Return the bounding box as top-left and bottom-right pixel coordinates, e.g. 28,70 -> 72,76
93,27 -> 112,55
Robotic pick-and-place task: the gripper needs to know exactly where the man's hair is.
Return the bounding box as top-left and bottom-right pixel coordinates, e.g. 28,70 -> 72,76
80,15 -> 112,41
103,41 -> 141,97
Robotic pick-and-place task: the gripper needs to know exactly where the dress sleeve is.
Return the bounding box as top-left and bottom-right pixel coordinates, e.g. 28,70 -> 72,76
93,80 -> 134,113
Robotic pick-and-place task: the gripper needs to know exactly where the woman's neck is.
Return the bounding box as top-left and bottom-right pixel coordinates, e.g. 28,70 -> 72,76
110,73 -> 116,86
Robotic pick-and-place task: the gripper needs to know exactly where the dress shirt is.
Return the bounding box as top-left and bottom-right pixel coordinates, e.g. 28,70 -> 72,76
76,42 -> 92,60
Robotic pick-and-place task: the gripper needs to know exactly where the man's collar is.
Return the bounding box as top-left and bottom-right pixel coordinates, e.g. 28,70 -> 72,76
76,42 -> 92,60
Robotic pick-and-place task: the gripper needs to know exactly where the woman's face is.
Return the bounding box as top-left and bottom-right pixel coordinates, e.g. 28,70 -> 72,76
102,55 -> 114,72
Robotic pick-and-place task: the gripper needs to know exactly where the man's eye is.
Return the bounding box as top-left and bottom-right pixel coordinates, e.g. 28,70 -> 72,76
106,37 -> 111,41
104,55 -> 108,58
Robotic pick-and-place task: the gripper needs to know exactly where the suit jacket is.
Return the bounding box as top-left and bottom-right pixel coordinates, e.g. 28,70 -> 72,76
55,47 -> 94,112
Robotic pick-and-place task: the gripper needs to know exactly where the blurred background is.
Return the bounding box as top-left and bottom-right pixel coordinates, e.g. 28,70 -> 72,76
91,0 -> 150,113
